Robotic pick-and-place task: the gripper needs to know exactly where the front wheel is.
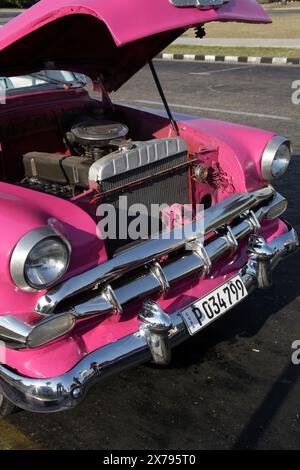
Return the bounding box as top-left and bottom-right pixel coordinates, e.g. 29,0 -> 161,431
0,394 -> 18,418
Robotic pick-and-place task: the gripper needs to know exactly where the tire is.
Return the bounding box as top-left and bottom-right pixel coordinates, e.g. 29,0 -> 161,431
0,393 -> 18,418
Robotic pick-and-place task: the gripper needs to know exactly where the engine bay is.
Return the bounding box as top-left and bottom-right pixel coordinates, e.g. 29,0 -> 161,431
2,97 -> 221,256
17,112 -> 199,254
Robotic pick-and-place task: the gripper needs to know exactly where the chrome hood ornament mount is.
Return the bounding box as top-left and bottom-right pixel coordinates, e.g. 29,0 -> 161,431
170,0 -> 230,9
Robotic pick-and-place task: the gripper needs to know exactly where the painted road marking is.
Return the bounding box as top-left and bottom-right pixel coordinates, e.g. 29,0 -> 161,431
131,99 -> 291,122
0,420 -> 42,450
190,66 -> 247,75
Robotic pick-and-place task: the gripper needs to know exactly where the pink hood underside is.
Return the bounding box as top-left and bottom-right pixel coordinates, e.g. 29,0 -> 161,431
0,0 -> 270,91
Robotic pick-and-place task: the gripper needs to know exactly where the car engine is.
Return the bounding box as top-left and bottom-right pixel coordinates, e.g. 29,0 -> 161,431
21,118 -> 131,198
21,117 -> 191,254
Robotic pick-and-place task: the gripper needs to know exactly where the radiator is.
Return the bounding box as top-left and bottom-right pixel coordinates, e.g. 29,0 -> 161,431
89,138 -> 192,256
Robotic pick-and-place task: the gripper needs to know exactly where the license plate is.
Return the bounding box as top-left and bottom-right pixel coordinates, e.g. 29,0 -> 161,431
180,275 -> 248,336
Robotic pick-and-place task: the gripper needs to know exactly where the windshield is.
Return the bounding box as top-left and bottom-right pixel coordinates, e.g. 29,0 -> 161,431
0,70 -> 86,94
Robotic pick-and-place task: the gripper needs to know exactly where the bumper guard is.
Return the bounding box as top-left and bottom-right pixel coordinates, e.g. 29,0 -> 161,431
0,225 -> 298,413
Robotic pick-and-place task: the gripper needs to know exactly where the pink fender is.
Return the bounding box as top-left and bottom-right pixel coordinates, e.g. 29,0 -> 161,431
179,118 -> 276,193
119,104 -> 276,194
0,183 -> 106,317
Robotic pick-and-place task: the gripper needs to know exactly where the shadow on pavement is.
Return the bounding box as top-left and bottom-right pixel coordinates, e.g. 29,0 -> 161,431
170,251 -> 300,369
232,360 -> 300,449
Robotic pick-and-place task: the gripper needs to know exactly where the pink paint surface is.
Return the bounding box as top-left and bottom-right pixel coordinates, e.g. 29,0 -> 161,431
0,0 -> 270,48
0,0 -> 270,87
178,116 -> 276,193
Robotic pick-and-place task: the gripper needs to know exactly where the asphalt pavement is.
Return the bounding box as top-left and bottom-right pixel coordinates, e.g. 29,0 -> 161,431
1,60 -> 299,450
0,12 -> 19,25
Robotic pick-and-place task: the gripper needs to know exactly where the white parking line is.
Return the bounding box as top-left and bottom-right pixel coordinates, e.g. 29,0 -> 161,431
190,66 -> 248,76
131,99 -> 291,122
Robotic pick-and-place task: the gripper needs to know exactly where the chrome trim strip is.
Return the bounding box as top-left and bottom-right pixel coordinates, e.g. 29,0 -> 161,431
186,240 -> 212,276
149,261 -> 170,293
243,210 -> 261,234
102,284 -> 123,315
36,186 -> 275,315
0,226 -> 297,413
0,317 -> 31,346
216,225 -> 239,252
72,292 -> 114,319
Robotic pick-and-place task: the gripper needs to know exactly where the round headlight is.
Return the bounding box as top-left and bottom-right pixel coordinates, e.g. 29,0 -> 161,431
25,237 -> 69,289
10,227 -> 71,292
261,136 -> 292,181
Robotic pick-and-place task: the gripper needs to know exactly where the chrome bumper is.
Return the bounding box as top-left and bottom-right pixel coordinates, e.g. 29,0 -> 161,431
35,185 -> 283,317
0,225 -> 298,413
0,186 -> 288,351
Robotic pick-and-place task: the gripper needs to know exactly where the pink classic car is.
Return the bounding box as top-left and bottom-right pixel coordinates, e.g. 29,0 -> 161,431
0,0 -> 298,417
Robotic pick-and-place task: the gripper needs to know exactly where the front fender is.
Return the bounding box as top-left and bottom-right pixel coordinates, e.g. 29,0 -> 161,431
125,104 -> 275,194
0,183 -> 104,317
181,116 -> 276,192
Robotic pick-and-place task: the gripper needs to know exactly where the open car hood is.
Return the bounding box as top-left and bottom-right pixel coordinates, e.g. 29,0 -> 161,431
0,0 -> 270,92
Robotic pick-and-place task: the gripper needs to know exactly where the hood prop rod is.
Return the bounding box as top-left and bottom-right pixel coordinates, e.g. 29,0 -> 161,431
149,60 -> 180,137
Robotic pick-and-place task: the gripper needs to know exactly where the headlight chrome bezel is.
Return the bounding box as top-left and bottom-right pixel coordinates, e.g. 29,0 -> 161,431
10,226 -> 71,292
261,136 -> 292,181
